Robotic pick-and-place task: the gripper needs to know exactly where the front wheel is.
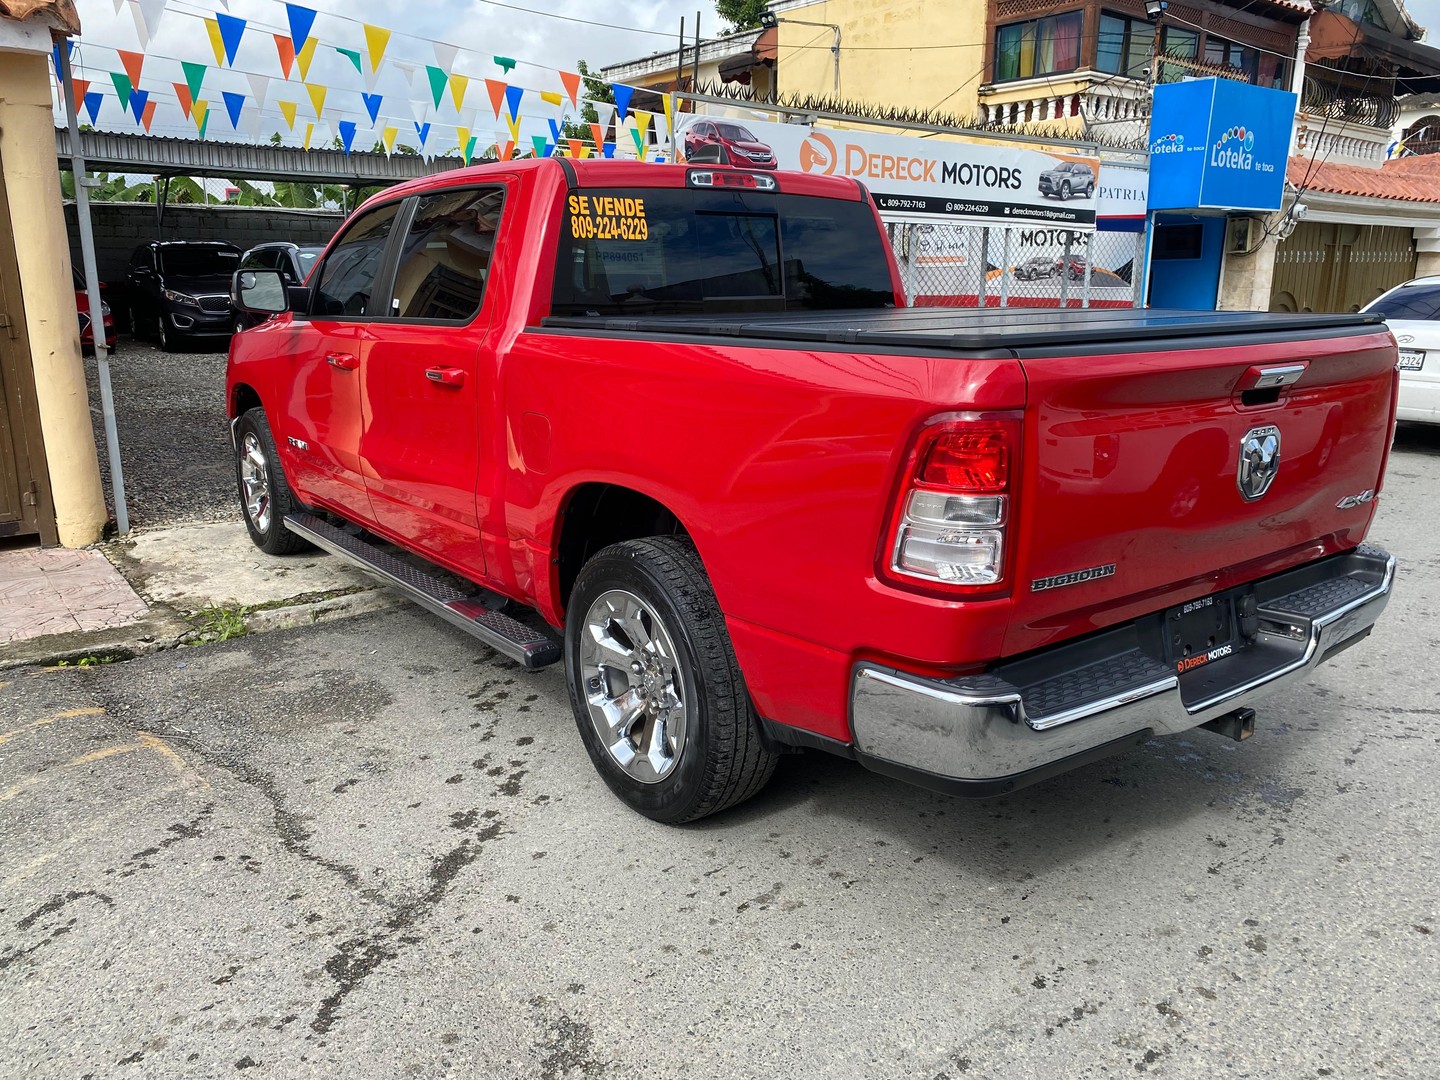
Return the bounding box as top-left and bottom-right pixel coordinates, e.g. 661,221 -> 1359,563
235,407 -> 311,555
1060,181 -> 1071,201
156,313 -> 180,353
565,536 -> 777,824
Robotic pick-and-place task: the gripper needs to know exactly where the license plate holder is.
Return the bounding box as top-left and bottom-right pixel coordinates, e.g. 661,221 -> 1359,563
1398,349 -> 1424,371
1164,595 -> 1237,674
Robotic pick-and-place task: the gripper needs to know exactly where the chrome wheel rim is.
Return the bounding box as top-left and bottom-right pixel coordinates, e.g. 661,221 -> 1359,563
578,588 -> 689,784
240,431 -> 271,534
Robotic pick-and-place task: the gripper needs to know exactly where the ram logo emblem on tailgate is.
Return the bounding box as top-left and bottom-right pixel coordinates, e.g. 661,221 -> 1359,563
1237,425 -> 1281,501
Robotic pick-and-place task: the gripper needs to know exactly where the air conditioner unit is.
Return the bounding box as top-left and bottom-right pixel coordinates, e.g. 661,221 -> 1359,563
1227,216 -> 1260,254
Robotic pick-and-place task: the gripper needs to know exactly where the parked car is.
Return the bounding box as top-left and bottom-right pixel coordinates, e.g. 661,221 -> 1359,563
682,120 -> 778,169
72,266 -> 116,353
234,242 -> 326,330
1038,160 -> 1095,201
229,158 -> 1396,825
126,240 -> 242,351
1362,275 -> 1440,424
1013,256 -> 1056,281
1055,253 -> 1089,280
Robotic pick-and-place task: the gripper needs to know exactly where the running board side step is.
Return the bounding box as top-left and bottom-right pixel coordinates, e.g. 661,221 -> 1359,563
283,513 -> 561,669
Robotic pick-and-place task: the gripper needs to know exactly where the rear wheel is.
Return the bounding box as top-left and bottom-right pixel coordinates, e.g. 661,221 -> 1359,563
565,536 -> 777,824
235,407 -> 311,555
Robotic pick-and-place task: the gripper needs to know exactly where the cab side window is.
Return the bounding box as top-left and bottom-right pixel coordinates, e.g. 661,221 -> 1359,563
312,204 -> 401,317
390,188 -> 504,322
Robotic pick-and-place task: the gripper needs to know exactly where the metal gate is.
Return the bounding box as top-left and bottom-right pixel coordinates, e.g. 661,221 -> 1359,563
1270,220 -> 1416,313
888,222 -> 1145,309
0,147 -> 58,544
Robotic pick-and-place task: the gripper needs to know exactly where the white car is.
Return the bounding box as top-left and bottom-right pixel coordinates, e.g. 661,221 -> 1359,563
1363,276 -> 1440,424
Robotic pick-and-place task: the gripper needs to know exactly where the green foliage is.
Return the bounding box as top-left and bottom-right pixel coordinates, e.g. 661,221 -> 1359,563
717,0 -> 769,30
60,171 -> 156,202
195,603 -> 248,642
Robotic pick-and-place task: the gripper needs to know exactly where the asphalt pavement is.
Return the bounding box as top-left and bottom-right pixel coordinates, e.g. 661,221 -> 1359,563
1,424 -> 1437,1078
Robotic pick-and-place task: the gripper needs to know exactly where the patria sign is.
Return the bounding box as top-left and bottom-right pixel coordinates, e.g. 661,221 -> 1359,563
1147,78 -> 1296,212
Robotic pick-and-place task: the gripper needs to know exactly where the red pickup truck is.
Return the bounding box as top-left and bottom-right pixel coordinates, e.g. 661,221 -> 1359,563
227,158 -> 1397,823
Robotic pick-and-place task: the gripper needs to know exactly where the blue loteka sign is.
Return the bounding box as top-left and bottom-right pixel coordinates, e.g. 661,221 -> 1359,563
1147,78 -> 1297,212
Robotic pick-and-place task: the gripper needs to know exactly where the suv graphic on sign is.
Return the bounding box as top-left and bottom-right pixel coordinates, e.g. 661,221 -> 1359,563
682,121 -> 778,169
1038,160 -> 1095,201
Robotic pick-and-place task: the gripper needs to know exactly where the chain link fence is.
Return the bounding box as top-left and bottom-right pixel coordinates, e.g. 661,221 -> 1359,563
887,223 -> 1145,309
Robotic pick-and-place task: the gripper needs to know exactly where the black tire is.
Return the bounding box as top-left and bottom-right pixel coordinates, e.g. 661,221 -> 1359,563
564,536 -> 778,824
157,312 -> 180,353
235,407 -> 311,555
1060,180 -> 1071,201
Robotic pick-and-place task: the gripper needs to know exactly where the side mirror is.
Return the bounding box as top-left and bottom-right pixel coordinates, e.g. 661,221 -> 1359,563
233,269 -> 288,314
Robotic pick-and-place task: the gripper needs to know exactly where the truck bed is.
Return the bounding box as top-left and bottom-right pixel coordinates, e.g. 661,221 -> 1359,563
541,306 -> 1385,354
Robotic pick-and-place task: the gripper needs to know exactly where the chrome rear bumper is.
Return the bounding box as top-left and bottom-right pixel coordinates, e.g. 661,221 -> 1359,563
850,544 -> 1395,796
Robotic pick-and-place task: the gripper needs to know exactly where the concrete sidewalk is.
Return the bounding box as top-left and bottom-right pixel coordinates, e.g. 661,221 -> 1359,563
0,521 -> 400,670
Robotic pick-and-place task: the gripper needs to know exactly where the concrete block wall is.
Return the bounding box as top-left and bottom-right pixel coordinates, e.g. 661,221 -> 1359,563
64,202 -> 344,320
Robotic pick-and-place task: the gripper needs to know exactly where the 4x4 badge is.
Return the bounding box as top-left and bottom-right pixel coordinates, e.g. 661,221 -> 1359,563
1237,425 -> 1280,501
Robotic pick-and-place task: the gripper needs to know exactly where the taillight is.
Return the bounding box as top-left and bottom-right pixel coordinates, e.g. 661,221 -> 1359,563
886,416 -> 1020,591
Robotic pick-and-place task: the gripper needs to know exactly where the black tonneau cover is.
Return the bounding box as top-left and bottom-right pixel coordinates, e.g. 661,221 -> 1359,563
540,307 -> 1385,354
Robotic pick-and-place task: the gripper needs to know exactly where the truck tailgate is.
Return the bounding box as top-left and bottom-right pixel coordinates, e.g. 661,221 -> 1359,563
1004,327 -> 1397,656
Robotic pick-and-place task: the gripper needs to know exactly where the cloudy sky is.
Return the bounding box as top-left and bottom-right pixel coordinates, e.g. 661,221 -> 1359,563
66,0 -> 722,150
62,0 -> 1440,154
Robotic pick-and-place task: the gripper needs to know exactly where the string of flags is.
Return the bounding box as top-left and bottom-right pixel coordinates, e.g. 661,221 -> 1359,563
55,0 -> 674,164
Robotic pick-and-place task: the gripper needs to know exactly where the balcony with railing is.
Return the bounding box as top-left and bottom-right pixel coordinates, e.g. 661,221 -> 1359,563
1294,73 -> 1399,165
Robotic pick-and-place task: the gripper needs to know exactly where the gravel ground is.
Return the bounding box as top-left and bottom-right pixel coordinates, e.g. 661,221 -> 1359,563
85,334 -> 235,529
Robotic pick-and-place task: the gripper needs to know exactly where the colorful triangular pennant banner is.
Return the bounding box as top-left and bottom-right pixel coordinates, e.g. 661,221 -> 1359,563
181,61 -> 206,102
612,84 -> 634,122
278,100 -> 298,130
305,83 -> 327,119
217,13 -> 246,66
274,34 -> 296,79
559,70 -> 581,109
362,92 -> 383,125
109,72 -> 132,110
450,73 -> 469,112
223,91 -> 246,129
285,4 -> 316,52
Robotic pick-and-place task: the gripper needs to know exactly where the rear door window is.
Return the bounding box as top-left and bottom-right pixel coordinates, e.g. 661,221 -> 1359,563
1367,284 -> 1440,321
311,203 -> 402,317
552,187 -> 895,315
389,187 -> 503,321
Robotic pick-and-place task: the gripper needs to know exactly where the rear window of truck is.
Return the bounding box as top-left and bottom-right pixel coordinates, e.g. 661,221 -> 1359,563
552,187 -> 896,315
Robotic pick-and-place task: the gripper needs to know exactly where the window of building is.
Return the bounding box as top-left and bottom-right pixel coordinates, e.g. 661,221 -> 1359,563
390,187 -> 504,322
994,11 -> 1084,82
1096,13 -> 1154,79
312,202 -> 401,317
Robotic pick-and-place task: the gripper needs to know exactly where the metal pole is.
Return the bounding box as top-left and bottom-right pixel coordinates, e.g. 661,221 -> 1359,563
1082,232 -> 1093,309
677,17 -> 686,92
60,44 -> 130,535
831,26 -> 841,97
693,12 -> 701,92
1000,229 -> 1012,307
978,226 -> 989,309
1060,234 -> 1072,308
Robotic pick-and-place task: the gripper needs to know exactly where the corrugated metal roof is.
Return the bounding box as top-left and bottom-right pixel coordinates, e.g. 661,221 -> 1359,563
55,128 -> 461,186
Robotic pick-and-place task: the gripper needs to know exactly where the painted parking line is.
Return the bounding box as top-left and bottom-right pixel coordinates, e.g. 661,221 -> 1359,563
0,741 -> 146,803
0,706 -> 107,747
